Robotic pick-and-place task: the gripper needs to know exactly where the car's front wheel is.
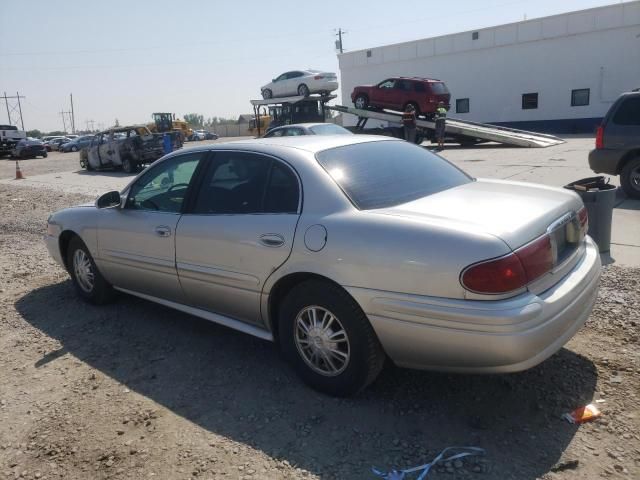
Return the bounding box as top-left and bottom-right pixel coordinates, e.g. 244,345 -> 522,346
297,84 -> 310,97
42,152 -> 48,158
354,94 -> 369,110
278,279 -> 385,396
67,236 -> 115,304
122,156 -> 136,173
621,157 -> 640,199
71,145 -> 78,152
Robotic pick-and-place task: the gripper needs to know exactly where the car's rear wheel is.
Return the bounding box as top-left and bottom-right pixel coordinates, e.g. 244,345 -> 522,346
354,94 -> 369,110
71,145 -> 78,152
122,156 -> 136,173
262,89 -> 272,99
621,157 -> 640,199
298,84 -> 310,97
42,152 -> 48,158
67,237 -> 115,304
278,279 -> 385,396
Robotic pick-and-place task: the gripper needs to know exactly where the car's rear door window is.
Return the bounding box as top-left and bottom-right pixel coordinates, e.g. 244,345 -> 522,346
316,140 -> 471,210
612,97 -> 640,125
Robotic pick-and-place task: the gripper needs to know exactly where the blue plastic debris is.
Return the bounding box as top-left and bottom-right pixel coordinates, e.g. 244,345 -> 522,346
372,446 -> 485,480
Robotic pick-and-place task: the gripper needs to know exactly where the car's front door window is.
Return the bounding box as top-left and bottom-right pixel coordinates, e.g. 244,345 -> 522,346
379,79 -> 395,89
126,153 -> 203,213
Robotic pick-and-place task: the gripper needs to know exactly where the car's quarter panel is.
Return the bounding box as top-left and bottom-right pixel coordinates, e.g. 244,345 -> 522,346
96,209 -> 184,302
176,214 -> 299,325
346,236 -> 601,372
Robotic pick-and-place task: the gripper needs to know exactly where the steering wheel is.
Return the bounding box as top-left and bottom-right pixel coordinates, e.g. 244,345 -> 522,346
167,183 -> 189,194
141,199 -> 160,210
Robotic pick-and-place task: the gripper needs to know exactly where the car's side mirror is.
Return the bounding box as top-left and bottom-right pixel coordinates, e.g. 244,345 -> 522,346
96,191 -> 122,209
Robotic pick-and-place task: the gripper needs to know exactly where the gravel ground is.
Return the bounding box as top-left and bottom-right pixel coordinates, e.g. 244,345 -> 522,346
0,182 -> 638,480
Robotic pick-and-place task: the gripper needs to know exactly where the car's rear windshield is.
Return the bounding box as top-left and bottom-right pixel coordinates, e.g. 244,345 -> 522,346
430,82 -> 449,95
316,140 -> 471,210
309,124 -> 352,135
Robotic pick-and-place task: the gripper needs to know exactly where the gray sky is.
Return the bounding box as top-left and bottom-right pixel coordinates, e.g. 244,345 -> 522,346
0,0 -> 624,132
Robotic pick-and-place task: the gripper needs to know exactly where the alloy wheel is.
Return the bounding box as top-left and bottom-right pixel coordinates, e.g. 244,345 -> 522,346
294,305 -> 350,376
73,249 -> 94,293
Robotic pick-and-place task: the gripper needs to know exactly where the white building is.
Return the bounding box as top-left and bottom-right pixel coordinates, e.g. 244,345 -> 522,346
338,1 -> 640,133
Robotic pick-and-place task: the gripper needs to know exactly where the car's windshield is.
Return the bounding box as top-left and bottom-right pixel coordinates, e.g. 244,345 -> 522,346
309,124 -> 352,135
316,140 -> 471,210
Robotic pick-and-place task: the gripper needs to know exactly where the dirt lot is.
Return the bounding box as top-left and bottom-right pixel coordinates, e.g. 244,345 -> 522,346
1,171 -> 639,479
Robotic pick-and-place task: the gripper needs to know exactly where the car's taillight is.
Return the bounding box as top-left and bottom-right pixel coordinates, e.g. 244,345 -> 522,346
595,125 -> 604,149
314,75 -> 324,80
461,235 -> 553,294
578,206 -> 588,236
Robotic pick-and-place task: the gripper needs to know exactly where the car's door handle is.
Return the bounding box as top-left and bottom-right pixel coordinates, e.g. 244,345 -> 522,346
259,234 -> 285,247
155,226 -> 171,237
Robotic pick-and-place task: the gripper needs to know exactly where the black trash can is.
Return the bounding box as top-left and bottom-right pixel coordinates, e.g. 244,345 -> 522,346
564,176 -> 617,253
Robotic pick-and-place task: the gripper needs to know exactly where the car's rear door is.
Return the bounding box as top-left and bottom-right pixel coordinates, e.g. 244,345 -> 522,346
88,134 -> 104,168
175,150 -> 301,325
97,151 -> 205,303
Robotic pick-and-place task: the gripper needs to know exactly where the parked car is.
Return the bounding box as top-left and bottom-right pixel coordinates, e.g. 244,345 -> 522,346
189,130 -> 207,141
351,77 -> 451,117
261,70 -> 338,99
264,123 -> 353,137
65,134 -> 79,140
43,136 -> 67,151
79,126 -> 164,173
0,124 -> 26,156
60,135 -> 95,152
589,90 -> 640,199
45,136 -> 600,396
49,137 -> 71,151
11,138 -> 47,158
204,131 -> 219,140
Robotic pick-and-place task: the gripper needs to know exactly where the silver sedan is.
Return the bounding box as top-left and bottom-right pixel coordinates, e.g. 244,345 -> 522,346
45,136 -> 601,396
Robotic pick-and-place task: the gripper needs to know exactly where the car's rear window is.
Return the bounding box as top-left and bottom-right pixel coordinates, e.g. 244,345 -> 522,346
316,140 -> 471,210
612,96 -> 640,126
308,124 -> 352,135
430,82 -> 449,95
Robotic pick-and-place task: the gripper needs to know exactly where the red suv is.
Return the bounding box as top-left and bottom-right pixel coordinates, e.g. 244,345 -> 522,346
351,77 -> 450,117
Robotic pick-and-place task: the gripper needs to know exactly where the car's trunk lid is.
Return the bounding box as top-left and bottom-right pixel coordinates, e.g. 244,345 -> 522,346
373,179 -> 583,250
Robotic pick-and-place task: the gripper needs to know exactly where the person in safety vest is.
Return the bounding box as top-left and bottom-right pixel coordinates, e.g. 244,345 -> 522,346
401,104 -> 417,144
435,101 -> 447,150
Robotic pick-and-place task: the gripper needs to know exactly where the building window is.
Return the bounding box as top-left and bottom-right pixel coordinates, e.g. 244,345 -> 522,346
522,93 -> 538,110
456,98 -> 470,113
366,50 -> 372,58
472,31 -> 479,40
571,88 -> 590,107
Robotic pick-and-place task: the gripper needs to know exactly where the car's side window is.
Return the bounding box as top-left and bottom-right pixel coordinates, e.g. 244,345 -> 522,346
379,79 -> 395,89
264,161 -> 299,214
284,128 -> 304,136
268,129 -> 285,137
125,153 -> 202,213
193,152 -> 286,215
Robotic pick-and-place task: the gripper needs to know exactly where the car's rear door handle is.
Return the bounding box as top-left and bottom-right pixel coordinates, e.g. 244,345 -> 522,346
259,234 -> 285,247
155,226 -> 171,237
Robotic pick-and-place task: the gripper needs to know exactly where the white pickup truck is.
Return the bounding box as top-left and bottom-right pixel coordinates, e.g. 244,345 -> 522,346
0,125 -> 27,155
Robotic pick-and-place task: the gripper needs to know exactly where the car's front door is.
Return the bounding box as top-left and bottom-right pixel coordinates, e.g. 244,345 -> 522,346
272,72 -> 289,96
96,151 -> 205,302
372,79 -> 396,108
175,151 -> 301,325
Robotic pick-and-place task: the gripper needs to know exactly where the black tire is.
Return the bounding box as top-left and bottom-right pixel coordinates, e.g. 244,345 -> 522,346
354,94 -> 369,110
297,84 -> 310,97
278,279 -> 385,397
620,157 -> 640,199
66,236 -> 115,304
42,152 -> 48,158
122,156 -> 136,173
262,89 -> 273,99
71,145 -> 78,152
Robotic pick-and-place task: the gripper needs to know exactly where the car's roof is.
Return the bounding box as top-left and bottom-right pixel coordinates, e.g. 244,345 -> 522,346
178,134 -> 397,155
270,123 -> 334,130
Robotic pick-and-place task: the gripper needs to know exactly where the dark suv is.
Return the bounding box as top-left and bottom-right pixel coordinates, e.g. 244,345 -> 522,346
589,91 -> 640,198
351,77 -> 450,117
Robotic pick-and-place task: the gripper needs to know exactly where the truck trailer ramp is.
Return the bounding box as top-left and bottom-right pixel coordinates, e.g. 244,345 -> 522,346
328,105 -> 565,148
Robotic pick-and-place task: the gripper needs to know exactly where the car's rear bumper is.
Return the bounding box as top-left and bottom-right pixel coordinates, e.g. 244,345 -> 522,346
588,148 -> 623,175
346,237 -> 601,373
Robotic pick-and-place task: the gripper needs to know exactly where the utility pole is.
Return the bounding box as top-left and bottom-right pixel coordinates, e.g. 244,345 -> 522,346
3,92 -> 26,130
59,110 -> 72,133
85,119 -> 95,132
70,93 -> 76,133
335,28 -> 347,54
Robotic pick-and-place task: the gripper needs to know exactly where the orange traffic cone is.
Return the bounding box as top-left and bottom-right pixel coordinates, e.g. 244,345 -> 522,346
15,160 -> 25,180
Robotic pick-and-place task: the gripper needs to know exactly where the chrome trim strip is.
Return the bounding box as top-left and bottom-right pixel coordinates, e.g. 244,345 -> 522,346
114,287 -> 274,341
